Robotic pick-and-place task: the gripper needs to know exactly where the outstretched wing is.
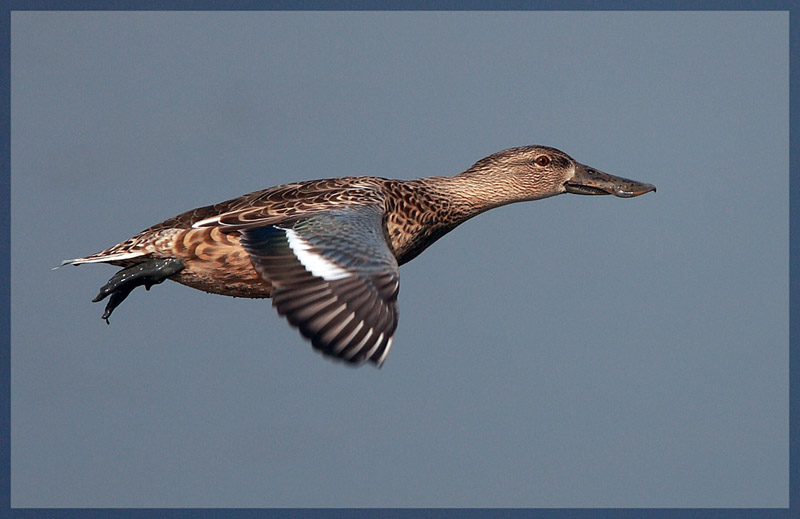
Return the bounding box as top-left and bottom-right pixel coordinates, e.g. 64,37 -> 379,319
239,205 -> 399,367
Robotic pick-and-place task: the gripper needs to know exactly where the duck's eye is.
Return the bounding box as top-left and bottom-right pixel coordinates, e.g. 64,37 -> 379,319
535,155 -> 551,167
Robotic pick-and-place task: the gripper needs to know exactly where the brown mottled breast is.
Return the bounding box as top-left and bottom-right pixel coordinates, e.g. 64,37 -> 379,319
379,179 -> 469,265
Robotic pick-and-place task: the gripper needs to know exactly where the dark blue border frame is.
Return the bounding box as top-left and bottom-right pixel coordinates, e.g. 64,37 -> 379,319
2,1 -> 795,517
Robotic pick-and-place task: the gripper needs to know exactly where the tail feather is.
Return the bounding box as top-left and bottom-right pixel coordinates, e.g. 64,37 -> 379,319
54,250 -> 149,270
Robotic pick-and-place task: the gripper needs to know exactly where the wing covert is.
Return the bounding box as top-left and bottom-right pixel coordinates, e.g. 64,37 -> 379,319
240,205 -> 400,366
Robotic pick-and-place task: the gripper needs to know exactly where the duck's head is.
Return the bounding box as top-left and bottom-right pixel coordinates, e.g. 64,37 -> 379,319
467,145 -> 656,201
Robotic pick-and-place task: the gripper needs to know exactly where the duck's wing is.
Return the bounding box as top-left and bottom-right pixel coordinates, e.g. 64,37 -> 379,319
238,204 -> 399,367
189,179 -> 387,230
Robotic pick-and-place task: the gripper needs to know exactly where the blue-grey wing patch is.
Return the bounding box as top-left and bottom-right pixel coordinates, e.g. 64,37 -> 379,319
240,206 -> 399,367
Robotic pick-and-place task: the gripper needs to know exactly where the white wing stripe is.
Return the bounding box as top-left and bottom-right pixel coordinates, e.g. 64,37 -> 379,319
284,228 -> 352,281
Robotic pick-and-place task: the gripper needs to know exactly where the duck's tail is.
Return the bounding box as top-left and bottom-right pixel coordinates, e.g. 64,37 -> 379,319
54,249 -> 149,270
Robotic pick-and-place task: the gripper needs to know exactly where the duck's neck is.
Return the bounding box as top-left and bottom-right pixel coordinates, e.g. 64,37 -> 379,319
383,171 -> 515,264
413,168 -> 531,222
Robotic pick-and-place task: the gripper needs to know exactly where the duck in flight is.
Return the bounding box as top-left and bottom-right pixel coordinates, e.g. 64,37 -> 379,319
60,145 -> 655,367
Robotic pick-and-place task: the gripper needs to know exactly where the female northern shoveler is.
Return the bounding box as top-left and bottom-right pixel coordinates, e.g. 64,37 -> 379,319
60,145 -> 655,367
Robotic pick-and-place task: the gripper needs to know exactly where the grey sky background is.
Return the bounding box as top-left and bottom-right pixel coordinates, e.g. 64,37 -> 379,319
11,11 -> 788,507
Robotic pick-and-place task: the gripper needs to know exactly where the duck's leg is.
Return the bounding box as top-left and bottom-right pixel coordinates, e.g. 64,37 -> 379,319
93,258 -> 185,323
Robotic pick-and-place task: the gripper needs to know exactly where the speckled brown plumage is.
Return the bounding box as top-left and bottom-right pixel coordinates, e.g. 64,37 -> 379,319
61,145 -> 656,367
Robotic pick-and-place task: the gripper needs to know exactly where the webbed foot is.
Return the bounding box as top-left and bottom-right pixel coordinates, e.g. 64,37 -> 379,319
93,258 -> 185,323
